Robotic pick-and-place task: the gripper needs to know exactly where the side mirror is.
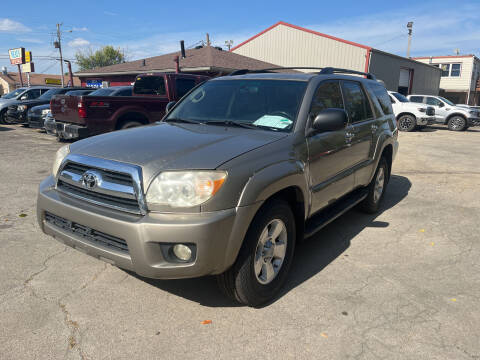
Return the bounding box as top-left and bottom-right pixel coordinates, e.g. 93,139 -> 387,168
438,102 -> 444,108
166,101 -> 176,113
20,95 -> 27,100
311,108 -> 348,133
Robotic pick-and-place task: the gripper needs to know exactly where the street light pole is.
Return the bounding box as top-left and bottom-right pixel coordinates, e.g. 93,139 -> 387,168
406,22 -> 413,58
56,23 -> 65,87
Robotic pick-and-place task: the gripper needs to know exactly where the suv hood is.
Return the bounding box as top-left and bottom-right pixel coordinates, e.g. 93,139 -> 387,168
70,122 -> 288,184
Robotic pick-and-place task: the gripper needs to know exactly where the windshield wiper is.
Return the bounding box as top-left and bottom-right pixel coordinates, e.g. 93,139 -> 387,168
204,120 -> 257,129
163,118 -> 203,124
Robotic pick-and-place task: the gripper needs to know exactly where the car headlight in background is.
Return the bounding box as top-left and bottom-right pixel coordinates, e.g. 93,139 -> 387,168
17,105 -> 27,111
52,145 -> 70,176
146,171 -> 227,208
42,109 -> 50,116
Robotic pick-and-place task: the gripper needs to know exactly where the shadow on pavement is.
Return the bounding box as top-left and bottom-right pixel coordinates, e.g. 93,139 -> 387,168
418,125 -> 480,133
0,125 -> 15,131
130,175 -> 412,307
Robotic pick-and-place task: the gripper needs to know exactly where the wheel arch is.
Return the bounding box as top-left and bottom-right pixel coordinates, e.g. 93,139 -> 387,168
114,110 -> 150,129
396,112 -> 416,120
445,112 -> 467,124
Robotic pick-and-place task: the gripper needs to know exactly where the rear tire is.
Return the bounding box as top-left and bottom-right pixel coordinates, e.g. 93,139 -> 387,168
447,116 -> 466,131
397,114 -> 416,132
217,199 -> 296,307
119,121 -> 143,130
359,157 -> 389,214
0,109 -> 7,124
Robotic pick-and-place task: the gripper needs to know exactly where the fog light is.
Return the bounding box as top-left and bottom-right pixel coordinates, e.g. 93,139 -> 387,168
172,244 -> 192,261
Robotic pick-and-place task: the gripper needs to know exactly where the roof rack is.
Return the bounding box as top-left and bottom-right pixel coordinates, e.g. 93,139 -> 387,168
319,67 -> 376,80
228,67 -> 324,76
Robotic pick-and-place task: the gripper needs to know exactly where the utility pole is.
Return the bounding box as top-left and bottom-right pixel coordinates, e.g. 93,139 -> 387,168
206,33 -> 211,47
406,21 -> 413,58
55,23 -> 65,87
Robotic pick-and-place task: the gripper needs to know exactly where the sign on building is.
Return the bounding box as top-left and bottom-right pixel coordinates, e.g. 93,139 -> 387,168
8,48 -> 25,65
45,78 -> 62,85
86,79 -> 103,88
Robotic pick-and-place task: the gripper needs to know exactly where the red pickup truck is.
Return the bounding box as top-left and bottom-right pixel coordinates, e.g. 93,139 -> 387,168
49,73 -> 209,140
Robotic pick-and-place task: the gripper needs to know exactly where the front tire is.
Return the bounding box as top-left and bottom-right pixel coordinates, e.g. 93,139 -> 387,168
217,199 -> 296,307
447,116 -> 467,131
359,157 -> 389,214
397,114 -> 416,132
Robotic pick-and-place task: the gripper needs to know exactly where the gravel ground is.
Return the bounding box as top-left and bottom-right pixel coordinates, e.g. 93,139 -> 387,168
1,124 -> 479,360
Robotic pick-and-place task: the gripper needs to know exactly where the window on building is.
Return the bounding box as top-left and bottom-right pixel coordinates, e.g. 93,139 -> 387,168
441,64 -> 450,77
451,64 -> 461,77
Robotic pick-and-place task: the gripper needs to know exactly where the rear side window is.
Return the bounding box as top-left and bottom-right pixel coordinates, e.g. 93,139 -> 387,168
367,82 -> 393,116
341,81 -> 374,122
409,96 -> 424,103
176,78 -> 197,98
134,76 -> 166,95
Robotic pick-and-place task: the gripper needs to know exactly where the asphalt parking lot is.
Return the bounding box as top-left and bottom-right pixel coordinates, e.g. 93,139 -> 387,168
1,124 -> 479,360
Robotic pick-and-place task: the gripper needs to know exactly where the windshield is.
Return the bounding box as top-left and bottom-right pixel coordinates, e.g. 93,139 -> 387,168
165,79 -> 307,131
2,88 -> 26,99
87,88 -> 115,96
391,92 -> 409,103
438,96 -> 455,106
38,89 -> 64,100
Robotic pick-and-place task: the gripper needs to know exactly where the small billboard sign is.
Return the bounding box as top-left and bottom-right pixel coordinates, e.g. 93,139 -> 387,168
45,78 -> 62,85
25,51 -> 32,63
21,62 -> 35,73
8,48 -> 25,65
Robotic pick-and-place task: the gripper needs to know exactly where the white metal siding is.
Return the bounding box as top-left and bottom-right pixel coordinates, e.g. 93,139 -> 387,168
232,24 -> 367,72
415,57 -> 474,91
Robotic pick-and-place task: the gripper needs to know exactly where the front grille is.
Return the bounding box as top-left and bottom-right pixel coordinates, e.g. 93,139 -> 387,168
45,212 -> 129,253
57,160 -> 142,214
8,105 -> 17,111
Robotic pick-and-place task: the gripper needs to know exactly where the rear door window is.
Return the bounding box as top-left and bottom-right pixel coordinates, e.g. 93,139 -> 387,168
409,96 -> 424,103
341,81 -> 374,123
367,82 -> 393,116
134,76 -> 166,95
176,78 -> 197,98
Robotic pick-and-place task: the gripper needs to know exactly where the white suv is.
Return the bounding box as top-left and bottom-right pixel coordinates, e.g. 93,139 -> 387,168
388,91 -> 435,132
407,95 -> 480,131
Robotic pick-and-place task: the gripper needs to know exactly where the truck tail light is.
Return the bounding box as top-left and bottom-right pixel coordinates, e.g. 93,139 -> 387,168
78,101 -> 87,118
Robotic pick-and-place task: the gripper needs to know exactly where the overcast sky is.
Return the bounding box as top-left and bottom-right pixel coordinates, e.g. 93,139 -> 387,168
1,0 -> 479,75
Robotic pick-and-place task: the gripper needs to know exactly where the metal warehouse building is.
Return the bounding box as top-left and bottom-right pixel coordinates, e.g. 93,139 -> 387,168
232,21 -> 441,95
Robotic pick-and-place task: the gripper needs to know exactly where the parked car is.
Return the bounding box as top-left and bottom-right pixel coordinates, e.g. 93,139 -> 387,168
407,95 -> 480,131
6,87 -> 87,125
388,91 -> 435,132
0,86 -> 52,124
49,73 -> 208,140
28,89 -> 95,129
37,67 -> 398,306
456,104 -> 480,110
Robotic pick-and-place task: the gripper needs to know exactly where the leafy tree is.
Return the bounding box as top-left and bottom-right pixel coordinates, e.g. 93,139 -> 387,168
75,46 -> 125,71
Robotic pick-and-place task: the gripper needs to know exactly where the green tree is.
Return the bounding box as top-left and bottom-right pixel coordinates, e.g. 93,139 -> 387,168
75,46 -> 125,71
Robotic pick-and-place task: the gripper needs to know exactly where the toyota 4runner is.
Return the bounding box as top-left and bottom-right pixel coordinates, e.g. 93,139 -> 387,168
37,67 -> 398,306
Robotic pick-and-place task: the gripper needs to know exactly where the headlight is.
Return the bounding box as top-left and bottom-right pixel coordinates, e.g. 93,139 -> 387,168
17,105 -> 27,111
146,171 -> 227,208
42,109 -> 50,115
52,145 -> 70,176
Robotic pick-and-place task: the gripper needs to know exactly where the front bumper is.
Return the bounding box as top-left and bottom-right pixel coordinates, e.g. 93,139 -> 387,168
467,117 -> 480,127
37,176 -> 259,279
6,109 -> 26,124
418,116 -> 436,125
44,117 -> 57,135
28,113 -> 46,129
56,122 -> 89,140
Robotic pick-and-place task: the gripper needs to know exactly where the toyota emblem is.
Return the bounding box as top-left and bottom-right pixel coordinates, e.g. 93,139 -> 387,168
80,170 -> 102,190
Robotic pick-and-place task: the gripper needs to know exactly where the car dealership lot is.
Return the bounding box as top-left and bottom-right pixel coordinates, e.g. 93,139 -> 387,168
1,125 -> 479,359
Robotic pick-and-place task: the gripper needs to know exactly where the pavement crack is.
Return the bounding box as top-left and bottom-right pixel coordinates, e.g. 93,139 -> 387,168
59,301 -> 88,360
24,247 -> 67,286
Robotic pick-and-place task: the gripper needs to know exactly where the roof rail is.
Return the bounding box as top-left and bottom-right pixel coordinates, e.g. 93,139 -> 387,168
319,67 -> 376,80
228,67 -> 324,76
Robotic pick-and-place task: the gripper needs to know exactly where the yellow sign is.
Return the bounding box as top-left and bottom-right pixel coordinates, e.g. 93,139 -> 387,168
25,51 -> 32,63
45,78 -> 62,85
21,62 -> 34,73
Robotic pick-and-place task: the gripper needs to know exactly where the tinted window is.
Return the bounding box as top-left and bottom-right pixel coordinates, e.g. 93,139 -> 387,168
438,96 -> 455,106
114,88 -> 133,96
65,90 -> 94,96
451,64 -> 461,77
87,88 -> 115,96
310,81 -> 344,118
24,89 -> 42,99
176,78 -> 197,98
392,92 -> 409,103
342,81 -> 374,122
167,79 -> 307,131
134,76 -> 166,95
366,83 -> 392,116
426,97 -> 443,106
409,96 -> 424,103
389,95 -> 396,103
38,88 -> 70,100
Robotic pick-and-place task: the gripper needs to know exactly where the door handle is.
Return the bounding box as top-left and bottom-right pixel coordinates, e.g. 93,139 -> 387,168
345,132 -> 354,143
